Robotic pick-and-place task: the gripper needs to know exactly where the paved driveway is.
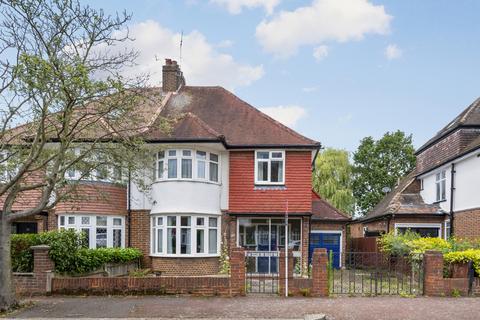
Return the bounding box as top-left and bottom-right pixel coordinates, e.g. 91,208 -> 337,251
4,296 -> 480,320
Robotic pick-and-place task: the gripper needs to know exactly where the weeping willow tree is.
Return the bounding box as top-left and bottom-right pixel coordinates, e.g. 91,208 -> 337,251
312,148 -> 355,215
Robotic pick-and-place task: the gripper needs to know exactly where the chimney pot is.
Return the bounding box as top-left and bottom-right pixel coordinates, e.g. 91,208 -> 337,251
165,58 -> 172,65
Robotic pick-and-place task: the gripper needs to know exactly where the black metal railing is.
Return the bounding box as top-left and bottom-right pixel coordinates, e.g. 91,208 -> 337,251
329,252 -> 424,296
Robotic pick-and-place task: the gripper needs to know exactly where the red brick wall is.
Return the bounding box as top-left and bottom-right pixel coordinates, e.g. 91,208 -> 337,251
229,151 -> 312,213
453,208 -> 480,240
130,210 -> 151,267
55,182 -> 127,215
151,257 -> 219,276
14,245 -> 54,295
416,128 -> 480,174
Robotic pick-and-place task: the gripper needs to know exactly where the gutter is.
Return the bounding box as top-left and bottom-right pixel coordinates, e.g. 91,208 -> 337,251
450,163 -> 456,236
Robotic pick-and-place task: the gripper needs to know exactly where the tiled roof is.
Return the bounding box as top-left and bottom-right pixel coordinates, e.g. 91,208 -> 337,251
311,191 -> 350,222
417,98 -> 480,154
143,86 -> 320,148
359,171 -> 445,221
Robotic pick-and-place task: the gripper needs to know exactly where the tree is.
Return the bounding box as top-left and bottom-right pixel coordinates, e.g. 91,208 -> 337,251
312,148 -> 355,215
352,130 -> 416,216
0,0 -> 154,310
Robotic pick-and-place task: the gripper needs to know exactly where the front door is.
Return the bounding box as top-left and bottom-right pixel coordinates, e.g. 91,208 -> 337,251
309,232 -> 341,268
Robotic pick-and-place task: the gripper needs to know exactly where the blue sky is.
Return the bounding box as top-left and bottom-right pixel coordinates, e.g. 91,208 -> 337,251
85,0 -> 480,152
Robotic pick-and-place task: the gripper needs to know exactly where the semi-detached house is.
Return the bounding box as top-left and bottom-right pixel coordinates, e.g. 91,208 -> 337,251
351,99 -> 480,240
9,59 -> 350,275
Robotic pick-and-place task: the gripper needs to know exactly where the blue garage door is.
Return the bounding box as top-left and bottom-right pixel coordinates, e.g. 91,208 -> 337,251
309,232 -> 341,269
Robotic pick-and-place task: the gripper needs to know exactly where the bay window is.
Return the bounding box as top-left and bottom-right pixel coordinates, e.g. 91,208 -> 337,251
151,214 -> 220,257
58,214 -> 125,248
155,149 -> 220,183
255,151 -> 285,185
435,170 -> 446,202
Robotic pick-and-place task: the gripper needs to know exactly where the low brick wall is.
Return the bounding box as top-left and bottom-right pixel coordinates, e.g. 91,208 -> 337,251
13,245 -> 53,296
424,250 -> 478,296
52,275 -> 233,296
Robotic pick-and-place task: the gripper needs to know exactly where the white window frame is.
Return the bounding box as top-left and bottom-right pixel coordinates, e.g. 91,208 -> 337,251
58,214 -> 125,248
310,230 -> 343,268
394,223 -> 442,238
435,169 -> 447,202
444,220 -> 451,240
254,150 -> 285,185
155,149 -> 220,184
150,214 -> 221,258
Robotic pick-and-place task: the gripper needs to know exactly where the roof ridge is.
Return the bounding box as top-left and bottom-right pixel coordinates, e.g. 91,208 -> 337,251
217,87 -> 320,146
459,97 -> 480,123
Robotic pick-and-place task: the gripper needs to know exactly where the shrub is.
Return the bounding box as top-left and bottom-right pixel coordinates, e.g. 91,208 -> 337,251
444,249 -> 480,276
11,230 -> 142,274
377,230 -> 420,256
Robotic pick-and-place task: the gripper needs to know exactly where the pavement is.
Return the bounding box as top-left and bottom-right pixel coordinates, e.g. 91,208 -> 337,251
3,295 -> 480,320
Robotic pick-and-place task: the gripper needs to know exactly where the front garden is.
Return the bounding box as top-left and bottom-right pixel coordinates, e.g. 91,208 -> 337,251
11,230 -> 142,275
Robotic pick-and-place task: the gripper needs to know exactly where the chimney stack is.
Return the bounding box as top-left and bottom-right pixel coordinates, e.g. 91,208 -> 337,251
162,59 -> 186,92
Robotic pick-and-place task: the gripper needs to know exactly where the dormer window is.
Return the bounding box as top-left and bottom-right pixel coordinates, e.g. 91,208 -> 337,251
156,149 -> 220,183
255,150 -> 285,185
435,170 -> 446,202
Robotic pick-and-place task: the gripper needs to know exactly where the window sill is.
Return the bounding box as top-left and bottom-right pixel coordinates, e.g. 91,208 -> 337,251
150,254 -> 220,258
254,185 -> 286,191
153,179 -> 221,186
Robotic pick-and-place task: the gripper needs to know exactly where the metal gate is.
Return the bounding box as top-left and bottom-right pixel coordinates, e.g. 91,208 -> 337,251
245,251 -> 280,294
329,252 -> 424,296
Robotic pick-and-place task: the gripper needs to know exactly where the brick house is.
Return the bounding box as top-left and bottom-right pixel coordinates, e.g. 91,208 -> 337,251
8,59 -> 349,275
351,98 -> 480,240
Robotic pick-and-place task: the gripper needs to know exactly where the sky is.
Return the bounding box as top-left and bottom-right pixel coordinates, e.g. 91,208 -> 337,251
83,0 -> 480,152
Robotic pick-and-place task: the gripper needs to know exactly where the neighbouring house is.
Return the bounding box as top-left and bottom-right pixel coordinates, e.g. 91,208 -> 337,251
352,98 -> 480,240
5,59 -> 350,275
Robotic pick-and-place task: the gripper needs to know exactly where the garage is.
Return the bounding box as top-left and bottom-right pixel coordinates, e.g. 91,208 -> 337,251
309,231 -> 342,268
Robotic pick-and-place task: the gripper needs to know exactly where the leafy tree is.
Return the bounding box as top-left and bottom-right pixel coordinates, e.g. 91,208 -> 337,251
312,148 -> 355,215
352,130 -> 416,216
0,0 -> 156,310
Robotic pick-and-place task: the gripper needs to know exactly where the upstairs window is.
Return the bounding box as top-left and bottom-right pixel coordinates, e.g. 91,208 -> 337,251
255,151 -> 285,185
435,170 -> 446,202
156,149 -> 219,183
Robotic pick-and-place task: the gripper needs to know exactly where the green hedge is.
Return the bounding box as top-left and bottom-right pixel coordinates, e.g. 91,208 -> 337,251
444,249 -> 480,275
11,230 -> 142,274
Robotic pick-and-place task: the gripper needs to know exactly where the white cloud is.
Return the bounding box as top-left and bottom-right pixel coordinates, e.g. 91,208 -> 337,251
216,39 -> 234,48
211,0 -> 280,15
385,44 -> 402,60
313,45 -> 328,61
107,20 -> 264,91
256,0 -> 392,58
259,105 -> 307,128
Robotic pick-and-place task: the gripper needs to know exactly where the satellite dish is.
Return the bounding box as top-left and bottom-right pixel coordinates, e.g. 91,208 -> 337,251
382,187 -> 391,194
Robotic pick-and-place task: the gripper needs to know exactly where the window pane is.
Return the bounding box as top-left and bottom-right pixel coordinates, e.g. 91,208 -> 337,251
272,152 -> 283,158
113,218 -> 122,226
167,216 -> 176,226
168,159 -> 177,178
436,182 -> 441,201
197,160 -> 206,179
209,229 -> 218,254
113,229 -> 122,248
181,159 -> 192,178
441,170 -> 446,179
157,229 -> 163,253
68,216 -> 75,225
182,150 -> 191,157
96,228 -> 107,248
181,216 -> 191,226
60,216 -> 65,226
157,217 -> 163,226
271,160 -> 283,183
167,228 -> 176,254
210,153 -> 218,162
168,150 -> 176,157
257,151 -> 269,159
196,151 -> 206,159
157,160 -> 164,179
158,151 -> 165,159
81,217 -> 90,225
209,162 -> 218,182
197,217 -> 204,226
81,228 -> 90,248
257,161 -> 268,182
67,169 -> 75,178
181,228 -> 191,254
209,217 -> 218,228
197,229 -> 205,253
96,216 -> 107,226
441,180 -> 446,200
